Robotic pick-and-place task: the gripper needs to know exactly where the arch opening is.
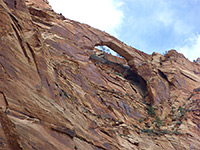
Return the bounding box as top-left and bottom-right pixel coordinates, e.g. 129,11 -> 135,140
95,45 -> 123,58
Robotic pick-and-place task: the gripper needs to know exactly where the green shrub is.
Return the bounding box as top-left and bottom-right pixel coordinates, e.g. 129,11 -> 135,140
142,129 -> 154,136
171,106 -> 176,114
132,124 -> 139,129
178,106 -> 185,117
125,93 -> 129,96
143,129 -> 154,133
173,131 -> 181,135
138,118 -> 144,123
148,105 -> 156,117
115,72 -> 123,77
155,116 -> 162,127
176,120 -> 182,125
160,130 -> 170,134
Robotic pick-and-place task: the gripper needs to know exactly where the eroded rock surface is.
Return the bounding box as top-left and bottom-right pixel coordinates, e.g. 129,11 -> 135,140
0,0 -> 200,149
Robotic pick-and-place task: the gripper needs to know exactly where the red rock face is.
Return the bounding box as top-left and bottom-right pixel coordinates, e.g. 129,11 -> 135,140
0,0 -> 200,149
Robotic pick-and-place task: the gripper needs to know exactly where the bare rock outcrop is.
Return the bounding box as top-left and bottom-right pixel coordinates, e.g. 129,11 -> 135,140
0,0 -> 200,149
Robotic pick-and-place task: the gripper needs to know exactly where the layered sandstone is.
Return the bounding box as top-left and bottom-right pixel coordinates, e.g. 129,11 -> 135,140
0,0 -> 200,149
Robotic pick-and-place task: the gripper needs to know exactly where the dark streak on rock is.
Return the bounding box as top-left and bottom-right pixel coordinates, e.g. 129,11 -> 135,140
0,91 -> 9,108
11,24 -> 30,62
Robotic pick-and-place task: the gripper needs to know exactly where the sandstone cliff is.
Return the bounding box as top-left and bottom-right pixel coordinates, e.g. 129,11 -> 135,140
0,0 -> 200,149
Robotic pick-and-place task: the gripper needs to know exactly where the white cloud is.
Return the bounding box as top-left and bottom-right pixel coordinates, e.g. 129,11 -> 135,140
48,0 -> 124,37
157,11 -> 173,27
177,34 -> 200,61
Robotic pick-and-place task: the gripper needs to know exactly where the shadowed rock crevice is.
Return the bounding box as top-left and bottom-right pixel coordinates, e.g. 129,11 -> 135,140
28,6 -> 51,19
9,14 -> 22,31
11,24 -> 30,62
0,92 -> 8,108
125,69 -> 148,97
51,126 -> 76,138
158,69 -> 169,82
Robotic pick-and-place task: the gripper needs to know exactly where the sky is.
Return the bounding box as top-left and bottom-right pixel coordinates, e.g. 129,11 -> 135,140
48,0 -> 200,61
